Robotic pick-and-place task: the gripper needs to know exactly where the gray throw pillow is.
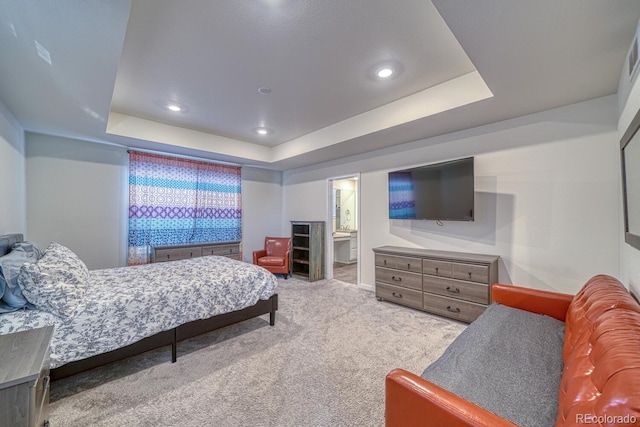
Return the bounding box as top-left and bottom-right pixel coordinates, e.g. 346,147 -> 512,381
18,242 -> 88,317
0,243 -> 40,310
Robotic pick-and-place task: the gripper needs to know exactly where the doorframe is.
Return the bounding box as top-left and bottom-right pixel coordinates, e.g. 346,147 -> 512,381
326,173 -> 360,285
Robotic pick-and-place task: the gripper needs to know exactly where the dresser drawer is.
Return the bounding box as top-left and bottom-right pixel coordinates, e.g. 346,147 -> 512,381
202,243 -> 239,257
422,259 -> 454,278
423,276 -> 489,304
423,293 -> 487,323
375,267 -> 422,291
376,282 -> 423,310
154,247 -> 202,262
452,263 -> 489,284
375,254 -> 422,273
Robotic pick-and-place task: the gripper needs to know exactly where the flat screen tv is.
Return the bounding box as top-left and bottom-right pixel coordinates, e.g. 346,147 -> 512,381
388,157 -> 474,221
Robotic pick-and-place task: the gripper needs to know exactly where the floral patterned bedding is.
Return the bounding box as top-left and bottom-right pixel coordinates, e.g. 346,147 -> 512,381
0,256 -> 278,368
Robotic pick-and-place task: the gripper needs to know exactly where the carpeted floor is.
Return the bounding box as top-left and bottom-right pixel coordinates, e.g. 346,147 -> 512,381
49,277 -> 466,427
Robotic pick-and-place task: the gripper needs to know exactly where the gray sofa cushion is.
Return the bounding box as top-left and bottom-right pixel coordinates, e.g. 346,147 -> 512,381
421,303 -> 565,427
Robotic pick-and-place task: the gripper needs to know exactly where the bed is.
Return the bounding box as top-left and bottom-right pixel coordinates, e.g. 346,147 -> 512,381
0,233 -> 279,380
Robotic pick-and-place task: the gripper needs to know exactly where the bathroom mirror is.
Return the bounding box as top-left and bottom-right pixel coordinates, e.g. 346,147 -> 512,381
332,179 -> 358,232
335,189 -> 355,230
334,189 -> 341,231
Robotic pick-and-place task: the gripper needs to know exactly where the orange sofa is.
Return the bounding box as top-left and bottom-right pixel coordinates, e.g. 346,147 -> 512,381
385,275 -> 640,427
253,237 -> 291,279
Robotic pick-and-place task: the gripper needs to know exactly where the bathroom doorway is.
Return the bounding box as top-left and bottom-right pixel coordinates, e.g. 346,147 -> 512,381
327,175 -> 359,285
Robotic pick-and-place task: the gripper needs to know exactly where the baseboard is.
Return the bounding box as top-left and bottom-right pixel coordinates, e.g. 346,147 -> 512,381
358,283 -> 374,293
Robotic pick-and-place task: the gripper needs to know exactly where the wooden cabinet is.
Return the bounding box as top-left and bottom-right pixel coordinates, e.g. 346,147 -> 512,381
0,326 -> 54,427
349,231 -> 357,262
151,241 -> 241,263
373,246 -> 499,323
291,221 -> 325,281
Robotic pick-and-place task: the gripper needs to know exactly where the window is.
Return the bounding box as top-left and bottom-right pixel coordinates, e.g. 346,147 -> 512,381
127,151 -> 242,265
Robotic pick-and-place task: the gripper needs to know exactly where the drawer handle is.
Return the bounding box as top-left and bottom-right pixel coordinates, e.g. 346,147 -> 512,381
391,276 -> 402,282
407,263 -> 411,269
435,267 -> 439,274
166,254 -> 170,259
383,259 -> 387,265
446,286 -> 460,294
446,306 -> 461,313
392,292 -> 403,299
468,272 -> 472,279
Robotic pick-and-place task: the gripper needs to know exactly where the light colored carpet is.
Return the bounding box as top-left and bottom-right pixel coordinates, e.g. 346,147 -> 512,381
49,277 -> 466,427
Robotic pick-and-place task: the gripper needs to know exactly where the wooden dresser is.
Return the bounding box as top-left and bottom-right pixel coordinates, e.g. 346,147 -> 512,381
0,325 -> 54,427
373,246 -> 499,323
151,241 -> 241,263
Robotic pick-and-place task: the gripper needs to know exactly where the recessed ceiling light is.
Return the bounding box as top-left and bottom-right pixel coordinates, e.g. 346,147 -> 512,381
258,86 -> 272,95
165,102 -> 187,113
376,67 -> 394,78
253,127 -> 273,136
370,61 -> 403,81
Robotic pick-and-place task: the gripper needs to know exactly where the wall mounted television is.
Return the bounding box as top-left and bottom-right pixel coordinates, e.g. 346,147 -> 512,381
388,157 -> 474,221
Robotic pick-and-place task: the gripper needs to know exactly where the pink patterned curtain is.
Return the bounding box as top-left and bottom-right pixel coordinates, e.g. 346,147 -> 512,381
128,151 -> 242,265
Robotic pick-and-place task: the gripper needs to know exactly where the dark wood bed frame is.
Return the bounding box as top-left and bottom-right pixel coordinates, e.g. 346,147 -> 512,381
0,233 -> 278,380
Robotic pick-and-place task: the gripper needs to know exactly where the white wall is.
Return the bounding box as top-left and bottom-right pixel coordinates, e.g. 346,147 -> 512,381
26,133 -> 129,269
284,95 -> 621,294
0,100 -> 25,235
25,132 -> 283,269
241,167 -> 284,262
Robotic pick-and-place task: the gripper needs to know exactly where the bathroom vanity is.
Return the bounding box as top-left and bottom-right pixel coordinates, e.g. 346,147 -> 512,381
333,230 -> 357,264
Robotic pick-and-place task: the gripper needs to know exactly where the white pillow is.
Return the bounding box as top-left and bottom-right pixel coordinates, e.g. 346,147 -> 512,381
18,242 -> 88,317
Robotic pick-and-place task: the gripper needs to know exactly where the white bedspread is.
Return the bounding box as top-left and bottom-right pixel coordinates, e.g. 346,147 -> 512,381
0,256 -> 278,368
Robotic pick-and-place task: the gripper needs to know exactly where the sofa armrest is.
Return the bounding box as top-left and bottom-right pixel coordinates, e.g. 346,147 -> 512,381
491,284 -> 573,321
385,369 -> 516,427
252,249 -> 267,264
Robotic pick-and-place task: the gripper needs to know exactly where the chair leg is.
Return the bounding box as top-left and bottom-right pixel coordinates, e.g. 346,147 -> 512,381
284,273 -> 288,279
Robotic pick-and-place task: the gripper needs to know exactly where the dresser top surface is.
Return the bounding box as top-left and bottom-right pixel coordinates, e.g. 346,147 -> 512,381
373,246 -> 499,264
153,241 -> 240,251
0,325 -> 54,389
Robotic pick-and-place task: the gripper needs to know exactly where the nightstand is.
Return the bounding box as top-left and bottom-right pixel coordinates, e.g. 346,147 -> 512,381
0,325 -> 54,427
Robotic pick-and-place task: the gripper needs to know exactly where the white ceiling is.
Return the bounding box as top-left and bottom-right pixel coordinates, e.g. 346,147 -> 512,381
0,1 -> 639,170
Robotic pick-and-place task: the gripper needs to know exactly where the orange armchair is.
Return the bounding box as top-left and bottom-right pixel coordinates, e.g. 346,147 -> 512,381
253,237 -> 291,279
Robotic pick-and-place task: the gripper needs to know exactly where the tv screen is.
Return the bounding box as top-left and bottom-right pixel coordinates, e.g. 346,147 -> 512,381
388,157 -> 474,221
